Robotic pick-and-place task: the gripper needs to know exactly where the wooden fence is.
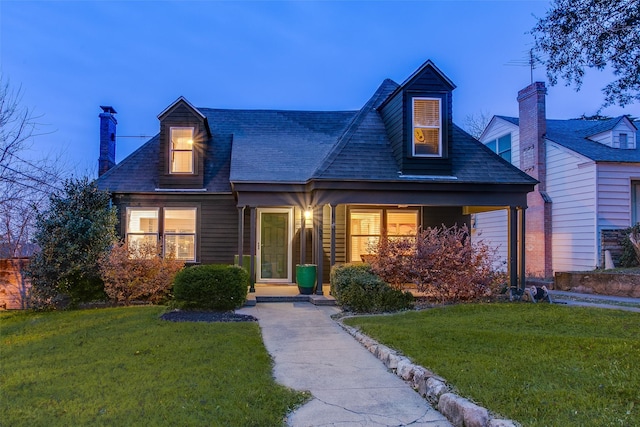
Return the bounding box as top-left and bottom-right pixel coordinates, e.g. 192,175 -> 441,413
0,258 -> 30,310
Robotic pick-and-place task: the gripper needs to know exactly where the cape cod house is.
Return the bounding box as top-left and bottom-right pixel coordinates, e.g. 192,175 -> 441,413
96,60 -> 536,292
475,82 -> 640,277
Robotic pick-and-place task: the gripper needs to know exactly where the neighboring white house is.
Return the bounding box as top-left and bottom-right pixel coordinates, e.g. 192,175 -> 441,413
474,82 -> 640,277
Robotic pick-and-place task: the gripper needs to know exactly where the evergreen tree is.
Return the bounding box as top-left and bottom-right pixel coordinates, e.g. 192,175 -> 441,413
27,177 -> 117,308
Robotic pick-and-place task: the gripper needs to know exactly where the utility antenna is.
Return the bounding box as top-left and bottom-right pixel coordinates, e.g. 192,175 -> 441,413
505,48 -> 539,84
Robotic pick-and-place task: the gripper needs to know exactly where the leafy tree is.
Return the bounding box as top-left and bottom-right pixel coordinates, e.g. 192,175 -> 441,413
532,0 -> 640,107
27,177 -> 118,309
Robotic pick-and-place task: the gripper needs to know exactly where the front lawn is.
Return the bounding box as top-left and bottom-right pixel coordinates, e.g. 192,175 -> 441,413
344,304 -> 639,426
0,307 -> 307,426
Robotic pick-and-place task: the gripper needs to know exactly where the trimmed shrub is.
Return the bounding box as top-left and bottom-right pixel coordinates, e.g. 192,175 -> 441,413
330,263 -> 413,313
172,264 -> 249,310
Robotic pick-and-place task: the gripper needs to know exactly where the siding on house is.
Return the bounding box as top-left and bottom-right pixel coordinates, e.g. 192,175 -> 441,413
473,118 -> 520,270
596,162 -> 640,233
114,193 -> 238,265
472,209 -> 508,271
546,142 -> 597,271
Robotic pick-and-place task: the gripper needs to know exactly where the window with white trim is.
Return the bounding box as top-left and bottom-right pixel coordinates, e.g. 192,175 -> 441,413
349,208 -> 419,262
126,208 -> 159,255
350,210 -> 382,262
126,207 -> 197,261
485,134 -> 512,163
164,208 -> 196,261
412,98 -> 442,157
170,127 -> 194,173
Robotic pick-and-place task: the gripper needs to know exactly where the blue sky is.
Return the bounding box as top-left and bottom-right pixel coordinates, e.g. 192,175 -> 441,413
2,0 -> 638,176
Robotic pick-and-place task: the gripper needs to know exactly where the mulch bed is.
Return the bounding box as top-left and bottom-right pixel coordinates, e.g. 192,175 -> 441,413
161,310 -> 257,323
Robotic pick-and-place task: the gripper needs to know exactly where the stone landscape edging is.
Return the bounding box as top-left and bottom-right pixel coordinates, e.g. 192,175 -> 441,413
337,316 -> 520,427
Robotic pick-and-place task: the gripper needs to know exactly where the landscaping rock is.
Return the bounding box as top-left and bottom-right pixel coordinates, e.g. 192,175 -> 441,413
438,393 -> 489,427
396,357 -> 414,381
386,352 -> 401,370
424,377 -> 448,404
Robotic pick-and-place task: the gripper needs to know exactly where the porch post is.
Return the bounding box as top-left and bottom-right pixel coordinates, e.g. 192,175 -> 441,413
315,204 -> 324,295
249,207 -> 256,293
330,204 -> 336,269
300,208 -> 306,265
519,207 -> 526,290
237,206 -> 245,261
508,206 -> 518,289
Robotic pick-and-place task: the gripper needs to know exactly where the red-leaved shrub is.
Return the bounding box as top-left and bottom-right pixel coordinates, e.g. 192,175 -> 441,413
369,224 -> 505,303
99,240 -> 184,305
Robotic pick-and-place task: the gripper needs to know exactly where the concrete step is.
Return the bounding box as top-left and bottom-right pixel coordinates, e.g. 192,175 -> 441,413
244,293 -> 336,306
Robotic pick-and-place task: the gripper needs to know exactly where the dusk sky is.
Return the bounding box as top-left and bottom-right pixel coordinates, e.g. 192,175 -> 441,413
2,1 -> 639,177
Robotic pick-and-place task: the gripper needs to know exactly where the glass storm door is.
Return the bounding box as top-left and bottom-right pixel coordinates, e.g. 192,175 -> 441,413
257,208 -> 292,282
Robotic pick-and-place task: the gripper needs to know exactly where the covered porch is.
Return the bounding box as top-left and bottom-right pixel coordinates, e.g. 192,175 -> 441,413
234,179 -> 532,296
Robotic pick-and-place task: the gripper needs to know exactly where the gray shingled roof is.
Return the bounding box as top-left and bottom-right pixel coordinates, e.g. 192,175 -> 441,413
204,109 -> 356,183
497,116 -> 640,162
97,131 -> 233,193
98,83 -> 538,193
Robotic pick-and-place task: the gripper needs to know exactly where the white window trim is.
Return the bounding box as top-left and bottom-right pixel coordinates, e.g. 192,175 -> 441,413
163,207 -> 197,262
126,207 -> 160,254
169,126 -> 195,174
412,97 -> 442,158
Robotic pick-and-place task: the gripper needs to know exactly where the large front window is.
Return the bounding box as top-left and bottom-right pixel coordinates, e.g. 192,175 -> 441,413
170,127 -> 194,173
349,208 -> 419,262
126,207 -> 197,261
126,208 -> 159,255
413,98 -> 441,157
164,208 -> 196,261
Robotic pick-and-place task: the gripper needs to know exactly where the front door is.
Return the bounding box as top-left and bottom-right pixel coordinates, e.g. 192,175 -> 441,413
257,208 -> 293,282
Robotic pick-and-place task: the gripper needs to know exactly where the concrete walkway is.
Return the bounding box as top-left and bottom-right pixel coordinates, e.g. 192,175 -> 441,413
549,290 -> 640,312
237,302 -> 451,427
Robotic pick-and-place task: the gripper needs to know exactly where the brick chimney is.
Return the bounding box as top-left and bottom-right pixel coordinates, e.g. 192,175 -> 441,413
98,106 -> 117,177
517,82 -> 552,279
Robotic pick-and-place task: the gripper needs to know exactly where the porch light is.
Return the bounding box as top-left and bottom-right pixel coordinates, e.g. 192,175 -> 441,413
304,209 -> 313,228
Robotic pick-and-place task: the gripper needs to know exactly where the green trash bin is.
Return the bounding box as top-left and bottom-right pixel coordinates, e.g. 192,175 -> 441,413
296,264 -> 317,295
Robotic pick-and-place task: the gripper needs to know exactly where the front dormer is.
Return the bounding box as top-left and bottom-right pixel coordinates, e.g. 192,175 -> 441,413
586,116 -> 637,149
157,97 -> 211,189
378,60 -> 455,176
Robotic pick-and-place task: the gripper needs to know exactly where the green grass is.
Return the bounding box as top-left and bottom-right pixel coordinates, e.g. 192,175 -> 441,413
0,307 -> 308,426
344,304 -> 640,427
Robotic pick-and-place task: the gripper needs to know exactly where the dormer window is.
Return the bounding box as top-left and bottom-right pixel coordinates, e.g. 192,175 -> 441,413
412,98 -> 442,157
620,133 -> 628,149
170,127 -> 194,173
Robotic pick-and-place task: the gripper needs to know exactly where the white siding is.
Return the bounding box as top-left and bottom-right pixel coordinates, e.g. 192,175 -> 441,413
546,142 -> 597,271
473,118 -> 520,270
596,163 -> 640,249
472,209 -> 508,271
